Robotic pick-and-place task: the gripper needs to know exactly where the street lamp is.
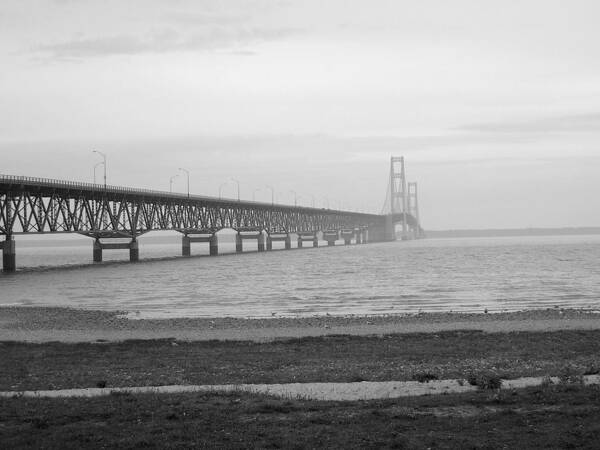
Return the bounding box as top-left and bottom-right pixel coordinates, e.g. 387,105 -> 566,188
289,190 -> 297,207
92,150 -> 107,188
309,194 -> 315,208
252,187 -> 262,201
218,182 -> 228,199
178,168 -> 190,198
93,162 -> 104,185
169,174 -> 179,193
265,185 -> 274,205
230,178 -> 240,201
322,196 -> 329,209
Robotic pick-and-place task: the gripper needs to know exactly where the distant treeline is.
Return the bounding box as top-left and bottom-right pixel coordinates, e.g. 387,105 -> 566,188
425,227 -> 600,239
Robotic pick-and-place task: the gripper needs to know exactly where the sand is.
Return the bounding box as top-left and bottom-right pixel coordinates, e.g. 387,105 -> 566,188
2,306 -> 600,342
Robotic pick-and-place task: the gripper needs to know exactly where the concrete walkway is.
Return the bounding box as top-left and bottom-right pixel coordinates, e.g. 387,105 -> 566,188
2,375 -> 599,401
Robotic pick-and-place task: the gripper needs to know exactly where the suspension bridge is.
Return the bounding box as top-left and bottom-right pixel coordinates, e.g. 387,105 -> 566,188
0,156 -> 424,272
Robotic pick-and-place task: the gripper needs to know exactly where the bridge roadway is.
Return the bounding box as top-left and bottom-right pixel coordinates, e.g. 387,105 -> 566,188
0,175 -> 419,272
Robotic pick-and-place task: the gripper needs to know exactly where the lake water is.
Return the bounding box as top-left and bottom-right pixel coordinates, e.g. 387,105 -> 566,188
1,233 -> 599,318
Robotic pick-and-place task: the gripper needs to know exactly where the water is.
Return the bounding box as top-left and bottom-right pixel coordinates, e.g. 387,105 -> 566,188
1,233 -> 599,318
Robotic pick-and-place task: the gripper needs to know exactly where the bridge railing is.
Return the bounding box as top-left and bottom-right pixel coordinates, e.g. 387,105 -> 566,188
0,174 -> 380,218
0,174 -> 220,200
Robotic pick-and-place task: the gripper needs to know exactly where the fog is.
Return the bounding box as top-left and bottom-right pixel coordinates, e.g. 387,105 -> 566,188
2,1 -> 599,229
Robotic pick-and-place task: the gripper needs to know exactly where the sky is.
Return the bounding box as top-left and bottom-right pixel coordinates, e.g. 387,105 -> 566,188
1,0 -> 599,229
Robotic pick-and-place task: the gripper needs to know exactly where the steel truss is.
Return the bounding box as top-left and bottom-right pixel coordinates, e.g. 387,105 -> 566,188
0,175 -> 385,238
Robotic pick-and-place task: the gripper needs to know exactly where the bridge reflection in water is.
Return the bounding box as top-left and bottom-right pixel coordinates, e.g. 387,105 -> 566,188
0,157 -> 423,272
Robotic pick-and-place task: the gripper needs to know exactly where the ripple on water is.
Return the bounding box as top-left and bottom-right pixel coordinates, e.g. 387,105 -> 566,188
1,235 -> 600,318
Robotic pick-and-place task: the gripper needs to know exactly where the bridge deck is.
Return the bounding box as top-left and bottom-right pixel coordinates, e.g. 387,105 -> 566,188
0,174 -> 376,218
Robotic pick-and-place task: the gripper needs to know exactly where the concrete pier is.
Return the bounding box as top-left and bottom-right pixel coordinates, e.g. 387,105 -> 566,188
341,229 -> 354,245
182,235 -> 191,256
297,232 -> 318,248
129,239 -> 139,262
266,233 -> 291,251
92,238 -> 139,262
1,236 -> 16,272
209,235 -> 218,256
323,230 -> 339,246
93,238 -> 102,262
236,231 -> 264,253
182,233 -> 218,256
257,233 -> 265,252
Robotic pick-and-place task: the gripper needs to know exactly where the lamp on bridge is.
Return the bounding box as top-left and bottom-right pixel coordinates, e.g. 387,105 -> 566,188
289,190 -> 298,207
265,185 -> 274,205
230,178 -> 240,201
92,150 -> 107,189
178,168 -> 190,198
93,162 -> 104,185
169,174 -> 179,193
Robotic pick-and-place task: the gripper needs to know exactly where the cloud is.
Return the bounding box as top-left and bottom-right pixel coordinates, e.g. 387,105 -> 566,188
458,113 -> 600,134
34,26 -> 299,60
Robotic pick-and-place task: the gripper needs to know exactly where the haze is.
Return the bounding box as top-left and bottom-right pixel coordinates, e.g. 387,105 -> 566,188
1,0 -> 599,229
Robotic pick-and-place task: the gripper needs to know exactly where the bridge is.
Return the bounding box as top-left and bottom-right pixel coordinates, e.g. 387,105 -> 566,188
0,156 -> 423,272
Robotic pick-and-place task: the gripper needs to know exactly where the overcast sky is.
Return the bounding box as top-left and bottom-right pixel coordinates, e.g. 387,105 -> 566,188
1,0 -> 599,229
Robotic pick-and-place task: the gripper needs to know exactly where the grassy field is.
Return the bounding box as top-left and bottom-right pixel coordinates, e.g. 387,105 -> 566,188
2,329 -> 600,391
1,384 -> 599,449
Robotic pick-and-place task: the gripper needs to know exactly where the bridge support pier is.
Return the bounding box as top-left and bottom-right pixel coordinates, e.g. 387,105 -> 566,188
93,239 -> 102,262
323,230 -> 339,247
257,233 -> 265,252
340,229 -> 354,245
266,233 -> 291,251
209,235 -> 218,256
236,231 -> 264,253
1,236 -> 16,273
182,236 -> 191,256
298,233 -> 319,248
129,239 -> 139,262
92,237 -> 139,263
181,233 -> 219,256
355,230 -> 362,244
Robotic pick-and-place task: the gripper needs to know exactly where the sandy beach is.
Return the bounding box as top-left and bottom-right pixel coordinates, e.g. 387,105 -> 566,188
2,306 -> 600,342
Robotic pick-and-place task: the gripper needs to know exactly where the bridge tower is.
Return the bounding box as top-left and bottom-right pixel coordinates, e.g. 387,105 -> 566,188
408,182 -> 421,239
390,156 -> 408,240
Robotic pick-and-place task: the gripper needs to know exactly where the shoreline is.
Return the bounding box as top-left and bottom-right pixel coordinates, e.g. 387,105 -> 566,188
2,306 -> 600,342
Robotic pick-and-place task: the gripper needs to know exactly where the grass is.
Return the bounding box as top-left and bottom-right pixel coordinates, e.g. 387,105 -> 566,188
1,384 -> 600,449
2,329 -> 600,391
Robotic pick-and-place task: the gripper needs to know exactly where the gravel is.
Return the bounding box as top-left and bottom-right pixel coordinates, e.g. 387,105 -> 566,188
2,306 -> 600,343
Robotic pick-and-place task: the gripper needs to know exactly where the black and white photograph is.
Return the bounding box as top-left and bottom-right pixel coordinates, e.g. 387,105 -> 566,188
1,0 -> 600,448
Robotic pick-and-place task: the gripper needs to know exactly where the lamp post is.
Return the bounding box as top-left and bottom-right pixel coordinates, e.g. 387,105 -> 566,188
230,178 -> 240,201
169,174 -> 179,193
265,185 -> 274,205
92,150 -> 107,188
309,194 -> 315,208
322,196 -> 329,209
93,162 -> 104,185
252,187 -> 262,201
289,190 -> 297,207
178,168 -> 190,198
218,182 -> 228,199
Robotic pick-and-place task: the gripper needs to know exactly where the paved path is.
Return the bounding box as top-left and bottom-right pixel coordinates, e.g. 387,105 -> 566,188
2,375 -> 599,401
